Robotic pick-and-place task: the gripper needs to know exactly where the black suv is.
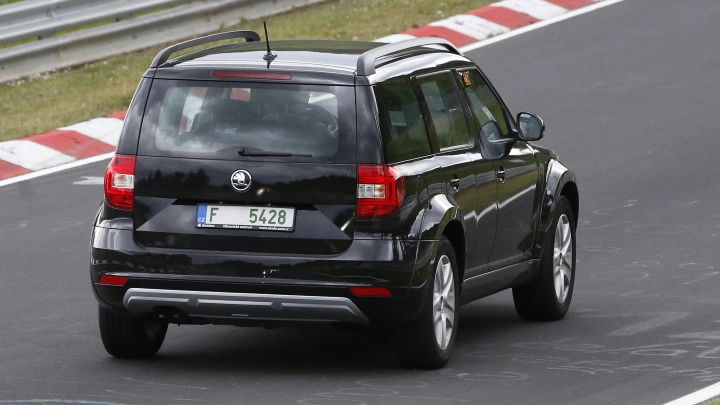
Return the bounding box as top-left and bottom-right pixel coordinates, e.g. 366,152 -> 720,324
91,30 -> 579,368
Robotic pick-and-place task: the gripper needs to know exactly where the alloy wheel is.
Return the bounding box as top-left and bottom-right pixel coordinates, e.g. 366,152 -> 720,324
553,214 -> 573,303
433,254 -> 456,350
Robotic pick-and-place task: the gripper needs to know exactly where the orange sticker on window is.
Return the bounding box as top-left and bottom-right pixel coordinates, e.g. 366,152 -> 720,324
461,72 -> 471,87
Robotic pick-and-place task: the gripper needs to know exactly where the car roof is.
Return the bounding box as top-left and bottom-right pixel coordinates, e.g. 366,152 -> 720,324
172,40 -> 385,74
153,37 -> 475,85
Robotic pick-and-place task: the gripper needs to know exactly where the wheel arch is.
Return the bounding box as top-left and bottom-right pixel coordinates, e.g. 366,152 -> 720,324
561,181 -> 579,224
441,220 -> 466,282
533,159 -> 578,260
416,194 -> 466,286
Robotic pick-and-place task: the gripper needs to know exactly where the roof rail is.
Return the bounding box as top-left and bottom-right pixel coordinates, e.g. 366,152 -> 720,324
150,30 -> 261,68
356,38 -> 461,76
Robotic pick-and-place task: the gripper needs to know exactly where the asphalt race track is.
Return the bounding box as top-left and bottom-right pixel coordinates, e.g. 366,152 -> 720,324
2,0 -> 720,404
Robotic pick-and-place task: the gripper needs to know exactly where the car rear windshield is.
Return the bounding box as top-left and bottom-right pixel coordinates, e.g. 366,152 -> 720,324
138,80 -> 356,162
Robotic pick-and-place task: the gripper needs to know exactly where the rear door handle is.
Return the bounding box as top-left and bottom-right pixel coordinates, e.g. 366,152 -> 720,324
497,167 -> 506,183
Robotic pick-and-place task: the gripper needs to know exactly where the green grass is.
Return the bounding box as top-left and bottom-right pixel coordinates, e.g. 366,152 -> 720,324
0,0 -> 496,141
704,397 -> 720,405
0,0 -> 24,5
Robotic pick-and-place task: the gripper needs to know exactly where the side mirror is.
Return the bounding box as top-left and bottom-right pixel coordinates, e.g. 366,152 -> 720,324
517,112 -> 545,141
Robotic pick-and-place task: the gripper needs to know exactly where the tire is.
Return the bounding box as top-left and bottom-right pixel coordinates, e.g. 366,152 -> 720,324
512,196 -> 576,321
98,305 -> 168,358
396,237 -> 459,369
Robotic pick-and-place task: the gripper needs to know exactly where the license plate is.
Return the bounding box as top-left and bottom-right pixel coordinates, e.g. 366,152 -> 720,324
196,204 -> 295,231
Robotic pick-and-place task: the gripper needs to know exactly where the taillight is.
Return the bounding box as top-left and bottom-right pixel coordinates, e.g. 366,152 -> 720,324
356,165 -> 405,220
104,155 -> 136,210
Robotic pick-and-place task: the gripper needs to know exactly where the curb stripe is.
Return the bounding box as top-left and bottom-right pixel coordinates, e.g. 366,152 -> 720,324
0,140 -> 76,171
544,0 -> 595,10
59,118 -> 124,146
26,130 -> 116,159
467,6 -> 541,29
0,160 -> 31,180
459,0 -> 624,54
404,25 -> 479,47
491,0 -> 568,20
430,15 -> 511,41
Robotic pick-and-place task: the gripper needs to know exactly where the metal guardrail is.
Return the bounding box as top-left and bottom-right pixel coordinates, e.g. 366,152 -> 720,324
0,0 -> 192,46
0,0 -> 326,83
0,0 -> 113,27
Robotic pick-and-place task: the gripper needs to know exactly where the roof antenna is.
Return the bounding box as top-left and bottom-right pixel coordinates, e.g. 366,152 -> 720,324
262,21 -> 276,68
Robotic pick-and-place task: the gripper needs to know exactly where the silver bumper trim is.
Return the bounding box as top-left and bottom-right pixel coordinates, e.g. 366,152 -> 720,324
122,288 -> 369,324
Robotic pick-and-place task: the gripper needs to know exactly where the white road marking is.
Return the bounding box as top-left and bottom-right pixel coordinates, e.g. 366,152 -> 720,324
671,331 -> 720,340
681,272 -> 719,285
0,140 -> 76,171
73,176 -> 104,185
491,0 -> 567,20
581,312 -> 689,337
0,152 -> 113,188
0,400 -> 128,404
374,34 -> 416,43
662,381 -> 720,405
122,376 -> 210,390
50,221 -> 84,232
60,118 -> 124,145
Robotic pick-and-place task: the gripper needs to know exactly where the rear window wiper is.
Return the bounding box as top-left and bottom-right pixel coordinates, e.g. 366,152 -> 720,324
237,147 -> 312,157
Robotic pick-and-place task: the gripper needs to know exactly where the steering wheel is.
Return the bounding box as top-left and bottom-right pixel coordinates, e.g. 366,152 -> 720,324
295,104 -> 339,135
279,113 -> 331,134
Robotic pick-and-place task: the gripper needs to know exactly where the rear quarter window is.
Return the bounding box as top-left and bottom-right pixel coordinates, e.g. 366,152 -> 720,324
138,80 -> 356,162
374,77 -> 432,163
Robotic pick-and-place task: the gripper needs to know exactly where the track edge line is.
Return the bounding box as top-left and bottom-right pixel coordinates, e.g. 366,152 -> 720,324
0,152 -> 114,188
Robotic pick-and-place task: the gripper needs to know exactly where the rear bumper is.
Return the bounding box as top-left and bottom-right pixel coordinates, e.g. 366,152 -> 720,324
90,226 -> 438,326
124,288 -> 369,324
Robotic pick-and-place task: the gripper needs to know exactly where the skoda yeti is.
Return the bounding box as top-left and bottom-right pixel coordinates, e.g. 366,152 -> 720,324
90,31 -> 579,368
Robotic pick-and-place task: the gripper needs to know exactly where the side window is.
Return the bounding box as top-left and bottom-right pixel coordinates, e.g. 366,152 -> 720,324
417,72 -> 472,150
374,77 -> 432,163
461,70 -> 512,142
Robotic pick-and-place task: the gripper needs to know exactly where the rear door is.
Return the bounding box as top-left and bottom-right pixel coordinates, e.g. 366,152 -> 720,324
414,71 -> 483,271
372,75 -> 443,239
133,79 -> 357,256
459,69 -> 539,269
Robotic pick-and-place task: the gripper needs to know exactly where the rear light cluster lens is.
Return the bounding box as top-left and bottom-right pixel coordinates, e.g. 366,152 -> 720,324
356,165 -> 405,220
104,155 -> 136,210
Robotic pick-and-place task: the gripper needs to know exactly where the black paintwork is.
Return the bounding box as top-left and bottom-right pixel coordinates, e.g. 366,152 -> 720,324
115,77 -> 151,155
91,38 -> 578,326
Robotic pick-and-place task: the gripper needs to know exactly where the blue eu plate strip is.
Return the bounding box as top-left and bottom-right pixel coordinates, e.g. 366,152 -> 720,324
196,204 -> 208,224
